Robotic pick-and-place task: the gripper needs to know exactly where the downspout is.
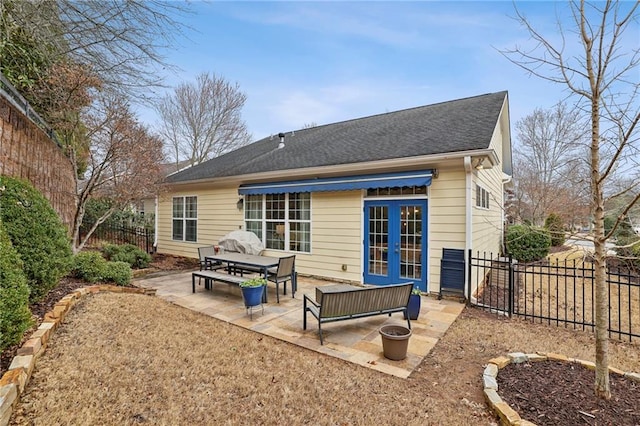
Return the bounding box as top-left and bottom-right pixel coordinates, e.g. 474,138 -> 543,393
501,174 -> 512,253
463,156 -> 473,299
153,195 -> 159,252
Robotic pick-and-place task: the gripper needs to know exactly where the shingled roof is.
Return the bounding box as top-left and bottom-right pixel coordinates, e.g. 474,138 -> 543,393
166,91 -> 508,184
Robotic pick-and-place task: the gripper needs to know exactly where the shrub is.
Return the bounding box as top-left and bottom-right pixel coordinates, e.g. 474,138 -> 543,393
544,213 -> 566,247
615,235 -> 640,269
0,176 -> 72,302
0,223 -> 33,351
102,261 -> 132,286
71,251 -> 107,283
506,224 -> 552,263
102,243 -> 151,269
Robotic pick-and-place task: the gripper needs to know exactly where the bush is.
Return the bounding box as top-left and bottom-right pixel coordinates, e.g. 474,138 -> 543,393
0,223 -> 33,351
0,176 -> 72,302
506,225 -> 552,263
71,252 -> 132,285
544,213 -> 566,247
615,235 -> 640,268
102,243 -> 151,269
71,251 -> 108,283
103,261 -> 132,286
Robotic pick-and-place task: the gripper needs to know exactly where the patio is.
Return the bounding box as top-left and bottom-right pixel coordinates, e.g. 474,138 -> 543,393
134,270 -> 465,378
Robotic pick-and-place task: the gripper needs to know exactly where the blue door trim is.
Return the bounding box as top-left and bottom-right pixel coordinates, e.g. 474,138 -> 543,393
363,199 -> 428,291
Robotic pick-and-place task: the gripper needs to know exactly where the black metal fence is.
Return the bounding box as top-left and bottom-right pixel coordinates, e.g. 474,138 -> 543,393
79,223 -> 155,254
468,250 -> 640,342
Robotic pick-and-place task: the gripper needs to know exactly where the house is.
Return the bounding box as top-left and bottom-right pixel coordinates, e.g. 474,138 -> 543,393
158,91 -> 512,296
137,159 -> 193,220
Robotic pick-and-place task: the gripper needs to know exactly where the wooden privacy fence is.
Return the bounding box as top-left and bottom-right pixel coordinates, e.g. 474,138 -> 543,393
469,250 -> 640,343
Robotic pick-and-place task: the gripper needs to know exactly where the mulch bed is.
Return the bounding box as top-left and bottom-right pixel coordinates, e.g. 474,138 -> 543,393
498,360 -> 640,425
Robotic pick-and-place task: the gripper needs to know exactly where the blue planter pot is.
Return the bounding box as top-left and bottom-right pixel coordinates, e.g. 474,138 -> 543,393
404,294 -> 421,320
241,285 -> 264,307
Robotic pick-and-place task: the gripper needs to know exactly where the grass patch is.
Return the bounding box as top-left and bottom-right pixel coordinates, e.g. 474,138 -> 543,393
9,293 -> 639,425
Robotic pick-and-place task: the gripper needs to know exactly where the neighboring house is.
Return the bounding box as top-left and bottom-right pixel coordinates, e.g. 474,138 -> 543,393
158,91 -> 512,296
137,159 -> 193,219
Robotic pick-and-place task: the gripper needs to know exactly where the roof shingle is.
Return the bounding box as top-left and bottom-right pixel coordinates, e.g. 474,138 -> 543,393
167,91 -> 507,183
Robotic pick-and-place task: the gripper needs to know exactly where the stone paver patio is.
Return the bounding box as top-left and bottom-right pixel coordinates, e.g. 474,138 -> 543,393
134,271 -> 465,378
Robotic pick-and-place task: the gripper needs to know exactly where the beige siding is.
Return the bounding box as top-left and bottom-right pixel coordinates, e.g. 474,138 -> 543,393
469,106 -> 510,298
157,187 -> 364,282
427,169 -> 467,293
291,191 -> 362,282
157,184 -> 244,259
473,112 -> 507,257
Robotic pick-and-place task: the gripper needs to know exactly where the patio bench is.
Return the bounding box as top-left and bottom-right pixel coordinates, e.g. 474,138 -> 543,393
191,270 -> 246,293
303,282 -> 413,344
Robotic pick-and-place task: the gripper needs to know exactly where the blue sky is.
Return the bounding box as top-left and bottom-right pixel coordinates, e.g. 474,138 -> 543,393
139,1 -> 580,142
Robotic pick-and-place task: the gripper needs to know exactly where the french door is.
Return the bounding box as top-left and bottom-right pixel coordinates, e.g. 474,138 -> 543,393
363,200 -> 427,291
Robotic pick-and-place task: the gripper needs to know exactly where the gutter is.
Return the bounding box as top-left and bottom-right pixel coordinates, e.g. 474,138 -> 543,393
166,149 -> 497,188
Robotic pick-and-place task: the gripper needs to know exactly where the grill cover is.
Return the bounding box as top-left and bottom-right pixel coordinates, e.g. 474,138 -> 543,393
218,230 -> 265,255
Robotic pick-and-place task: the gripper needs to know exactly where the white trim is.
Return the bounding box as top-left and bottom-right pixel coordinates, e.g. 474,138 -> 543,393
244,193 -> 312,254
171,195 -> 198,242
167,149 -> 496,187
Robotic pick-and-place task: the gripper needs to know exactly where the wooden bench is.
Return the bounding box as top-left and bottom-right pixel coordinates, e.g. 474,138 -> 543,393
303,282 -> 413,344
192,270 -> 245,293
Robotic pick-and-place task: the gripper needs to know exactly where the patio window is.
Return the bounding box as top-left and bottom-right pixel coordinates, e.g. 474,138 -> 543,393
475,185 -> 490,209
172,196 -> 197,242
244,193 -> 311,253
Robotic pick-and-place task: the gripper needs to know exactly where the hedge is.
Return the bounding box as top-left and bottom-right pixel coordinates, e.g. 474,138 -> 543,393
0,176 -> 72,302
506,224 -> 552,263
0,223 -> 33,351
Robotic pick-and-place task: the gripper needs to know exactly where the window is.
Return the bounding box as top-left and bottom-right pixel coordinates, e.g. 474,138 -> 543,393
475,185 -> 490,209
244,193 -> 311,252
366,185 -> 427,197
173,196 -> 197,241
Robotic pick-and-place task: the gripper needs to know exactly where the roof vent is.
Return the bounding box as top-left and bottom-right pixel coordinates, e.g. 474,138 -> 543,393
278,132 -> 285,149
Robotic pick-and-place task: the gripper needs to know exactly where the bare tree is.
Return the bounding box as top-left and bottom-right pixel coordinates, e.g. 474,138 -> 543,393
156,72 -> 252,168
71,92 -> 165,253
503,0 -> 640,399
1,0 -> 188,101
513,103 -> 587,225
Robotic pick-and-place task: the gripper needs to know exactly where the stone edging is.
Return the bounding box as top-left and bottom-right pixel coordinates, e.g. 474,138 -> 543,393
0,285 -> 156,426
483,352 -> 640,426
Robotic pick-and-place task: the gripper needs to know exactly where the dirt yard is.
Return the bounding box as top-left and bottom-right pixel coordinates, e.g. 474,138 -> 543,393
8,290 -> 640,425
3,253 -> 639,425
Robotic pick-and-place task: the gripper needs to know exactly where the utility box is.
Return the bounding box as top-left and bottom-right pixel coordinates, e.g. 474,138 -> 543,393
439,248 -> 465,299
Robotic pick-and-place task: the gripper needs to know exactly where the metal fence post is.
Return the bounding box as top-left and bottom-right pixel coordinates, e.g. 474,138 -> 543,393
508,254 -> 514,317
467,249 -> 472,303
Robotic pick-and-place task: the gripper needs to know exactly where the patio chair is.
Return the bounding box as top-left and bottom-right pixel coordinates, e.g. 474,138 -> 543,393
267,255 -> 296,303
197,245 -> 223,286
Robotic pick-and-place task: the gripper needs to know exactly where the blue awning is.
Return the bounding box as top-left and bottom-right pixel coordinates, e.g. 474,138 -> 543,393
238,170 -> 433,195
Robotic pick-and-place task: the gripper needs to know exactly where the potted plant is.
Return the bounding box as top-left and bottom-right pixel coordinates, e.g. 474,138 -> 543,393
379,324 -> 412,360
404,286 -> 422,320
239,277 -> 267,318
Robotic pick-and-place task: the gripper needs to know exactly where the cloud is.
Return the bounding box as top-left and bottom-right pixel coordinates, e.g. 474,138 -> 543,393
248,79 -> 446,138
226,2 -> 512,50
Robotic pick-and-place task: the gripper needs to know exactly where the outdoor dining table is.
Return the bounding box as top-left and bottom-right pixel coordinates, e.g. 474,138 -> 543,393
205,252 -> 281,303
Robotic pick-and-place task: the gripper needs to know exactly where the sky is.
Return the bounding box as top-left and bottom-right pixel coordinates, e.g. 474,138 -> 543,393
137,1 -> 594,142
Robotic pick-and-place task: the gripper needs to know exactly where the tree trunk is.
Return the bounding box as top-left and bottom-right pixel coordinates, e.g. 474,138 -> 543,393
591,97 -> 611,400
